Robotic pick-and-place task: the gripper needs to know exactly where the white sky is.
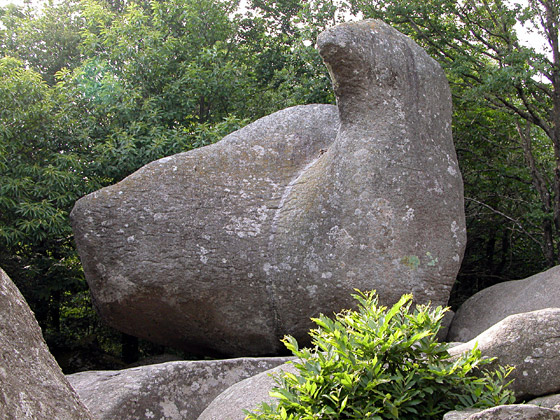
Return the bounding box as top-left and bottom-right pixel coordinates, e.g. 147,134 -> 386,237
0,0 -> 27,7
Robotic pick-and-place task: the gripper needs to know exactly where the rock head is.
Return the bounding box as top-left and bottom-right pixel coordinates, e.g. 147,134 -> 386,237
71,20 -> 466,357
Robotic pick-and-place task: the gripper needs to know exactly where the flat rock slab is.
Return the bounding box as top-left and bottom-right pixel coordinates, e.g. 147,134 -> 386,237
0,267 -> 93,420
449,308 -> 560,400
448,265 -> 560,342
71,20 -> 465,357
67,357 -> 291,420
444,405 -> 560,420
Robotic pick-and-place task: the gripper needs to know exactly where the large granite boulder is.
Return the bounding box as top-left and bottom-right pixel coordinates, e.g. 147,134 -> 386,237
197,362 -> 298,420
71,20 -> 466,357
0,267 -> 94,420
68,357 -> 291,420
448,265 -> 560,342
448,308 -> 560,400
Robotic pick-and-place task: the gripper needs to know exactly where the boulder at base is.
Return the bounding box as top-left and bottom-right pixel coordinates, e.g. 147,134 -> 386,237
71,19 -> 465,357
448,265 -> 560,342
448,308 -> 560,400
67,357 -> 291,420
444,405 -> 560,420
0,267 -> 94,420
197,362 -> 298,420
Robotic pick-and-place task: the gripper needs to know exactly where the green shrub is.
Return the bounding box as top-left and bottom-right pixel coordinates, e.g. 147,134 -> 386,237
246,291 -> 514,420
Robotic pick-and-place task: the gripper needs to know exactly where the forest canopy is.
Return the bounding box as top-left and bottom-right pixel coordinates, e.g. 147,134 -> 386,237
1,0 -> 558,371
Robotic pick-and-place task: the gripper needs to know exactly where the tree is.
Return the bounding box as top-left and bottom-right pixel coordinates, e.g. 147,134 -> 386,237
61,0 -> 255,181
0,57 -> 100,334
451,96 -> 548,302
239,0 -> 337,114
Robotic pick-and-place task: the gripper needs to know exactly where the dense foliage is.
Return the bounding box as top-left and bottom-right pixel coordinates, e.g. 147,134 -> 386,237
0,56 -> 100,347
247,291 -> 515,419
0,0 -> 558,369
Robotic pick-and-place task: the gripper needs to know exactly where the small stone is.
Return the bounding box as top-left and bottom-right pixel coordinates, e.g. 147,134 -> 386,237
529,394 -> 560,410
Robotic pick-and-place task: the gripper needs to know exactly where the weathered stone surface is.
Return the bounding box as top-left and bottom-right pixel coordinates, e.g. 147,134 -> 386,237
0,267 -> 94,420
67,357 -> 291,420
474,405 -> 560,420
448,308 -> 560,400
197,361 -> 298,420
443,408 -> 483,420
530,394 -> 560,410
444,405 -> 560,420
448,265 -> 560,342
71,20 -> 465,357
72,104 -> 338,357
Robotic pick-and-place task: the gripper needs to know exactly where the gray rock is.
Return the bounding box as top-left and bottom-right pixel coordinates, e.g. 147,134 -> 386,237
72,104 -> 339,357
443,408 -> 483,420
448,308 -> 560,400
448,265 -> 560,342
466,405 -> 560,419
444,405 -> 560,420
67,357 -> 291,420
71,19 -> 465,357
0,267 -> 94,420
197,362 -> 298,420
529,394 -> 560,410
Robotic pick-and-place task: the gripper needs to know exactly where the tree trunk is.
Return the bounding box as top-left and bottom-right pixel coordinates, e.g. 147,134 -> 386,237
517,121 -> 556,266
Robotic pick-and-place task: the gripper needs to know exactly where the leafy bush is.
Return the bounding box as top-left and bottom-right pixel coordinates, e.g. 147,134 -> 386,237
246,291 -> 514,419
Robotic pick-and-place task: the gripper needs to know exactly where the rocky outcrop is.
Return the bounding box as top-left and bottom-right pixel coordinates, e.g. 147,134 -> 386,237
448,308 -> 560,400
444,405 -> 560,420
0,267 -> 94,420
447,265 -> 560,342
197,362 -> 297,420
71,19 -> 465,357
67,357 -> 291,420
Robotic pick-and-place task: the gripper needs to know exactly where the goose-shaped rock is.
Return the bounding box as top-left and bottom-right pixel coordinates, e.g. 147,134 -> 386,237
71,20 -> 466,357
